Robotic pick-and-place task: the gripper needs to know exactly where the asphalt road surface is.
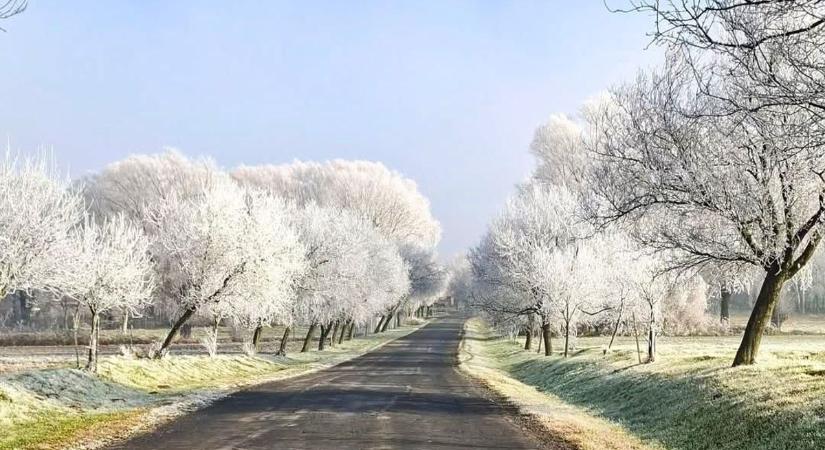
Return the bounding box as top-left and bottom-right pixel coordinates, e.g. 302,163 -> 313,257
110,316 -> 546,449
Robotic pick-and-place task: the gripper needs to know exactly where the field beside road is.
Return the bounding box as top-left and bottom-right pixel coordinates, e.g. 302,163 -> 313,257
461,317 -> 825,450
0,323 -> 424,450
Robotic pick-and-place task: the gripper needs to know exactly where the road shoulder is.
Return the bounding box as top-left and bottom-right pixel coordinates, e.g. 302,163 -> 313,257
457,318 -> 656,450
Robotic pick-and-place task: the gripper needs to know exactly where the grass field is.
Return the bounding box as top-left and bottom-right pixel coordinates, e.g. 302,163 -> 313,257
463,317 -> 825,450
0,322 -> 424,450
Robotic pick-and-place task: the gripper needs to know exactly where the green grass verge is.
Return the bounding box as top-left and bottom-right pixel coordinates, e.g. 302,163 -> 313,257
466,318 -> 825,450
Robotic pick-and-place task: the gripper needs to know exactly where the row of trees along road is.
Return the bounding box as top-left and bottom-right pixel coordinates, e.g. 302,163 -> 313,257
0,151 -> 447,372
462,1 -> 825,367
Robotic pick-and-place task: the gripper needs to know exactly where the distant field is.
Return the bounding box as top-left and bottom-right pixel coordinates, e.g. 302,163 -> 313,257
469,318 -> 825,450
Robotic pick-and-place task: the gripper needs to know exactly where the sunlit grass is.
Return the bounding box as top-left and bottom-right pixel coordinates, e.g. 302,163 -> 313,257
470,318 -> 825,450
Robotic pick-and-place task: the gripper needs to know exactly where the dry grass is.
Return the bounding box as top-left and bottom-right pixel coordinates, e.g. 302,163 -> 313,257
460,319 -> 655,450
0,322 -> 424,450
468,317 -> 825,450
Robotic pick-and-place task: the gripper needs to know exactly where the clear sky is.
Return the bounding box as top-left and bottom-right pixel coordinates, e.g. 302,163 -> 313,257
0,1 -> 661,258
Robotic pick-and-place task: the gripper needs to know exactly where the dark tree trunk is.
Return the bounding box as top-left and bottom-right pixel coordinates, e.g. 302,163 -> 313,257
277,326 -> 291,356
252,325 -> 263,352
734,271 -> 787,366
523,314 -> 534,350
541,320 -> 552,356
381,311 -> 394,332
647,323 -> 656,363
329,321 -> 340,348
607,301 -> 624,352
346,322 -> 355,340
338,320 -> 349,345
524,328 -> 533,350
86,309 -> 100,372
563,320 -> 571,358
318,323 -> 333,351
720,286 -> 731,323
301,323 -> 317,353
374,316 -> 386,333
158,308 -> 196,357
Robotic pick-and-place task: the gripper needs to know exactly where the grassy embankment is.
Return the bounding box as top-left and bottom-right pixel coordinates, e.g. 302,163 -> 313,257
0,321 -> 424,450
460,317 -> 825,450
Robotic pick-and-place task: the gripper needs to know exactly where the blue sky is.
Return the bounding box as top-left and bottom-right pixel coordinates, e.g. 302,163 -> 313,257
0,1 -> 661,257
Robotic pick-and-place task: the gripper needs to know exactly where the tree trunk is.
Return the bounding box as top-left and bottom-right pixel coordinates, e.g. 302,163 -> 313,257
318,323 -> 333,351
330,321 -> 340,348
647,322 -> 656,363
374,316 -> 385,334
607,301 -> 624,352
381,311 -> 394,332
524,314 -> 534,350
346,322 -> 355,341
564,320 -> 571,358
720,286 -> 731,324
338,320 -> 349,344
252,325 -> 263,352
158,308 -> 196,357
86,309 -> 100,373
122,312 -> 129,333
277,326 -> 291,356
301,323 -> 317,352
523,328 -> 533,350
541,318 -> 552,356
210,316 -> 221,357
632,311 -> 642,364
733,271 -> 787,366
72,305 -> 81,369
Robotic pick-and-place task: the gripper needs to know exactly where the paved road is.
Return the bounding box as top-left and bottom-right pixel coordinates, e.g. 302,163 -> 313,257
111,317 -> 545,449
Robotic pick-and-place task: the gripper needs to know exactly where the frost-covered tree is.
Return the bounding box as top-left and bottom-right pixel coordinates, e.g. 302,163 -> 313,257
291,205 -> 377,351
605,1 -> 825,367
586,62 -> 825,366
470,183 -> 586,355
145,177 -> 305,356
0,153 -> 82,299
232,160 -> 441,247
63,215 -> 154,372
80,150 -> 218,223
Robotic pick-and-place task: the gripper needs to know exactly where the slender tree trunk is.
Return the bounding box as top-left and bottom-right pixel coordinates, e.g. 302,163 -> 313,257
122,312 -> 129,333
374,316 -> 385,333
86,309 -> 100,373
523,314 -> 534,350
647,322 -> 656,363
210,316 -> 221,357
301,323 -> 318,352
541,317 -> 552,356
632,311 -> 642,364
523,330 -> 533,350
346,322 -> 355,340
319,323 -> 334,351
720,286 -> 731,324
277,326 -> 291,356
607,302 -> 624,352
158,308 -> 196,357
73,304 -> 81,369
252,325 -> 263,352
564,319 -> 571,358
733,271 -> 787,366
381,310 -> 394,332
338,320 -> 349,344
330,321 -> 340,348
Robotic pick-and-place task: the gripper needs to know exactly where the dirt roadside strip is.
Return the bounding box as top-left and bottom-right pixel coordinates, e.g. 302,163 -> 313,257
43,322 -> 428,450
457,318 -> 657,450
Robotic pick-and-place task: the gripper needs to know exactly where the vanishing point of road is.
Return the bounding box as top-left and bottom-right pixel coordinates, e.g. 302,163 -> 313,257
110,316 -> 547,449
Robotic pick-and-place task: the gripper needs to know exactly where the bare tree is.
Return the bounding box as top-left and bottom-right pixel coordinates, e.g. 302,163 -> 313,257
0,0 -> 27,32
